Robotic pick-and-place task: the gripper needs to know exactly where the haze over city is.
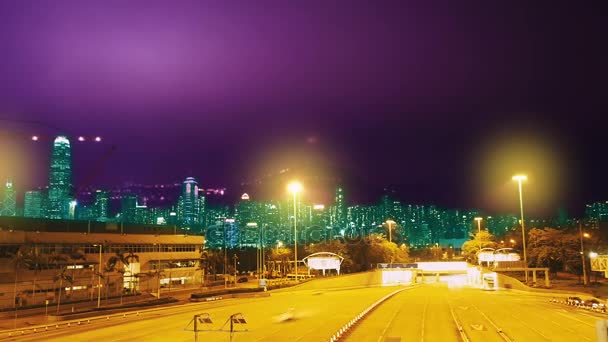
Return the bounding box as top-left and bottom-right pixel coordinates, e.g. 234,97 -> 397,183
1,0 -> 606,217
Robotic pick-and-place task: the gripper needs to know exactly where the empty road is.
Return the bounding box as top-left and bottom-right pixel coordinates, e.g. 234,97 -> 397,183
346,283 -> 600,341
2,274 -> 603,342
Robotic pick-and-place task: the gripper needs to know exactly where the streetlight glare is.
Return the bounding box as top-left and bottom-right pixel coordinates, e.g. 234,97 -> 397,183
31,135 -> 39,141
94,136 -> 102,142
78,136 -> 85,141
287,181 -> 303,193
512,175 -> 528,181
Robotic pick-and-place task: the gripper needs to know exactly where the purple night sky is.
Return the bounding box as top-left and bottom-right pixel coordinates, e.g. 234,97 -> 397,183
0,1 -> 606,216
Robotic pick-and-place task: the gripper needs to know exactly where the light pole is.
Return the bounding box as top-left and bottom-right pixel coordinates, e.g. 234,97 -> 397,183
474,217 -> 483,251
93,244 -> 102,309
512,175 -> 528,283
579,222 -> 590,286
288,181 -> 303,281
474,217 -> 482,234
386,220 -> 395,243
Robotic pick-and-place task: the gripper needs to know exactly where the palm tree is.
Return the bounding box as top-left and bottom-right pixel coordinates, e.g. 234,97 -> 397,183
103,257 -> 118,304
25,247 -> 47,306
47,251 -> 68,303
111,251 -> 128,299
8,246 -> 28,328
54,266 -> 73,315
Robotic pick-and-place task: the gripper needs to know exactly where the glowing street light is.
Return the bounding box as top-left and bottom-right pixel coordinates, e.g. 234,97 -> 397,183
94,136 -> 102,142
580,223 -> 591,285
31,135 -> 39,141
78,136 -> 85,142
512,174 -> 528,283
287,181 -> 302,281
474,217 -> 483,234
385,220 -> 396,243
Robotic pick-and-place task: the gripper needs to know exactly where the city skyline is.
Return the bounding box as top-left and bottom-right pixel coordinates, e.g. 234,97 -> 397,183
0,1 -> 606,217
2,133 -> 608,223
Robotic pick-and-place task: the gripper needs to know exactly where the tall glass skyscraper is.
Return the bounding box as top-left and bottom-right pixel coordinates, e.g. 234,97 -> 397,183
47,136 -> 73,219
24,190 -> 44,218
181,177 -> 199,226
94,190 -> 110,221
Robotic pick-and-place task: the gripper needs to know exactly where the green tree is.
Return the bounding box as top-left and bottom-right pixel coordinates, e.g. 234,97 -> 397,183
527,228 -> 579,277
269,247 -> 292,277
461,230 -> 498,264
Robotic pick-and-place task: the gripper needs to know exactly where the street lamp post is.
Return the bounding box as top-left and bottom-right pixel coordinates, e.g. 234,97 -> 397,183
288,182 -> 303,282
579,222 -> 590,286
512,175 -> 528,283
474,217 -> 483,251
386,220 -> 395,243
474,217 -> 482,234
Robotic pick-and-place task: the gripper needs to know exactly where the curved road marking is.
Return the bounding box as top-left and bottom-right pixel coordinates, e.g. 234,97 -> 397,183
420,298 -> 428,342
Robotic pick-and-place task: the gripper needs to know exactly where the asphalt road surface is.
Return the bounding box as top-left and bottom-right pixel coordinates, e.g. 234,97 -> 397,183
2,277 -> 604,342
3,285 -> 398,342
346,282 -> 600,342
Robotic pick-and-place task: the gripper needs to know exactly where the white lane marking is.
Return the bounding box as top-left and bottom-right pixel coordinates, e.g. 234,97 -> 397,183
376,303 -> 403,342
555,312 -> 595,327
420,299 -> 428,342
473,305 -> 513,342
510,314 -> 550,340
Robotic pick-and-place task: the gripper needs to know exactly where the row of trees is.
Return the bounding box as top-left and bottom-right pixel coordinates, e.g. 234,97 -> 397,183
199,233 -> 410,277
461,227 -> 600,281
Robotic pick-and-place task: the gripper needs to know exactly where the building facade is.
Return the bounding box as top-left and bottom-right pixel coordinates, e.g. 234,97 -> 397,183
0,224 -> 204,309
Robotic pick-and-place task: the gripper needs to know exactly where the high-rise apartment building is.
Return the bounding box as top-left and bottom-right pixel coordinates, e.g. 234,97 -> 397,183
47,136 -> 72,219
331,187 -> 346,228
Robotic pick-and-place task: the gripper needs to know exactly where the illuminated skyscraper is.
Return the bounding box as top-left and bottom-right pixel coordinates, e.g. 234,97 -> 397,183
0,179 -> 16,216
24,190 -> 44,218
180,177 -> 199,226
332,187 -> 346,228
94,190 -> 110,221
47,136 -> 72,219
121,194 -> 138,223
